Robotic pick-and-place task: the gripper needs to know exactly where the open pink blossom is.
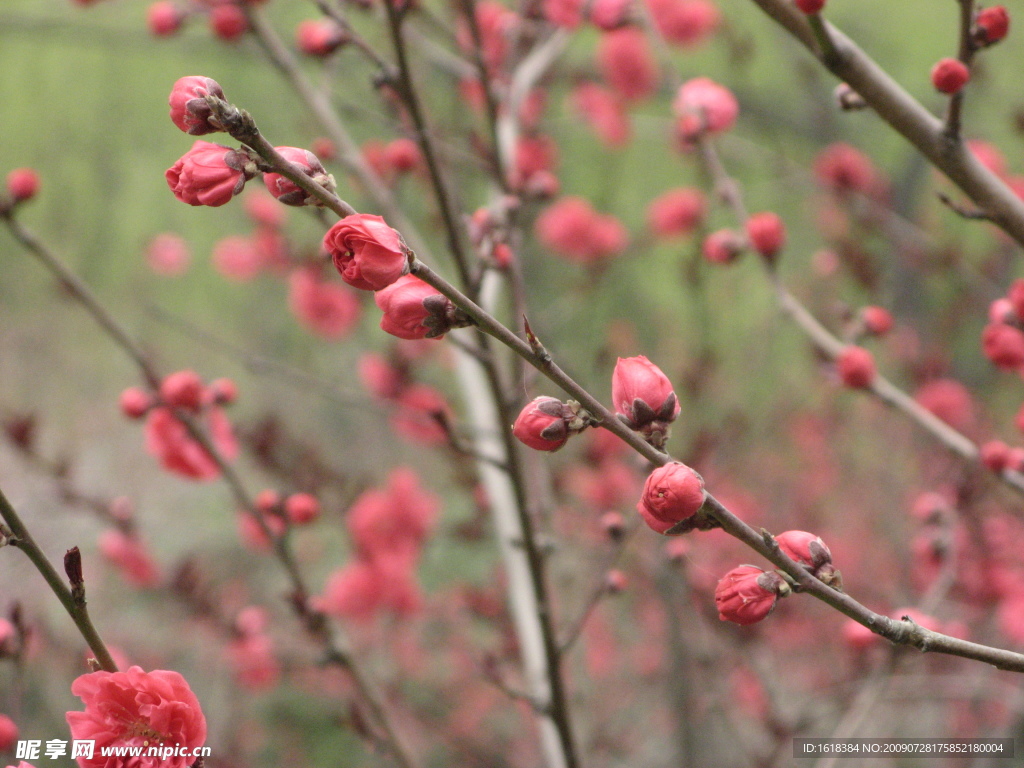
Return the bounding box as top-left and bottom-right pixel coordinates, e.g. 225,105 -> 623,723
66,666 -> 206,768
324,214 -> 410,291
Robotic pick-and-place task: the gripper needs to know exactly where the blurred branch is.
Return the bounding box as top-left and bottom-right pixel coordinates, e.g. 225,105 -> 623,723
0,212 -> 420,768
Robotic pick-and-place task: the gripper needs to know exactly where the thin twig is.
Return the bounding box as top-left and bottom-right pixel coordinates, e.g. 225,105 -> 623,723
0,487 -> 118,672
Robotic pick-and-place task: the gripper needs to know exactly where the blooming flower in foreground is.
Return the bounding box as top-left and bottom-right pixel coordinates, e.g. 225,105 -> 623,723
636,462 -> 705,534
715,565 -> 790,625
324,214 -> 411,291
66,666 -> 206,768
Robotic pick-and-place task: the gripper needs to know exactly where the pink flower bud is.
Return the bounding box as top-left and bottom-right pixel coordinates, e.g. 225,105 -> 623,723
168,76 -> 226,135
256,489 -> 281,514
263,147 -> 332,206
813,142 -> 878,194
861,305 -> 893,335
975,6 -> 1009,45
775,530 -> 835,582
358,353 -> 405,400
841,619 -> 878,650
744,211 -> 786,259
213,235 -> 264,281
612,355 -> 679,436
673,77 -> 739,139
715,565 -> 789,625
572,83 -> 631,148
647,0 -> 720,47
836,346 -> 876,389
119,387 -> 153,419
601,510 -> 625,539
98,530 -> 160,588
285,493 -> 320,524
982,439 -> 1011,472
983,323 -> 1024,368
589,0 -> 630,30
384,139 -> 422,174
165,140 -> 254,207
288,268 -> 360,339
210,4 -> 248,40
665,537 -> 690,562
312,137 -> 337,161
296,19 -> 348,56
146,233 -> 190,276
512,397 -> 573,451
0,714 -> 18,751
647,188 -> 705,238
604,569 -> 628,593
702,229 -> 744,264
148,1 -> 185,36
244,190 -> 286,228
598,28 -> 657,103
990,297 -> 1016,324
931,58 -> 970,94
636,462 -> 705,534
794,0 -> 825,13
6,168 -> 39,202
324,213 -> 411,291
208,378 -> 238,405
914,379 -> 975,431
160,370 -> 205,411
543,0 -> 584,27
375,274 -> 469,340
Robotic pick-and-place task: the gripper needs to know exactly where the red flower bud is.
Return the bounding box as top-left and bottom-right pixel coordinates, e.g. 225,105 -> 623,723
0,714 -> 17,752
636,462 -> 705,534
160,370 -> 205,411
600,510 -> 625,539
208,378 -> 238,405
702,229 -> 744,264
6,168 -> 39,202
975,6 -> 1009,45
165,140 -> 254,207
775,530 -> 835,584
262,147 -> 332,207
120,387 -> 153,420
148,1 -> 185,36
285,493 -> 320,524
931,58 -> 970,94
612,356 -> 679,439
647,188 -> 705,238
604,569 -> 628,593
983,322 -> 1024,369
715,565 -> 789,625
296,19 -> 348,56
210,4 -> 248,40
323,213 -> 411,291
385,139 -> 422,174
673,77 -> 739,140
168,76 -> 225,136
744,211 -> 786,259
836,346 -> 876,389
512,397 -> 575,451
861,305 -> 893,336
375,274 -> 470,340
794,0 -> 825,13
981,440 -> 1012,472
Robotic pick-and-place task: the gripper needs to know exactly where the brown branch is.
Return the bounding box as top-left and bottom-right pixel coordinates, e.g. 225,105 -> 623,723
0,487 -> 118,672
745,0 -> 1024,246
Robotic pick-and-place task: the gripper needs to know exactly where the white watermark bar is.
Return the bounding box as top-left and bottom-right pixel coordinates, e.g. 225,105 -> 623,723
794,739 -> 1015,758
17,740 -> 211,761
